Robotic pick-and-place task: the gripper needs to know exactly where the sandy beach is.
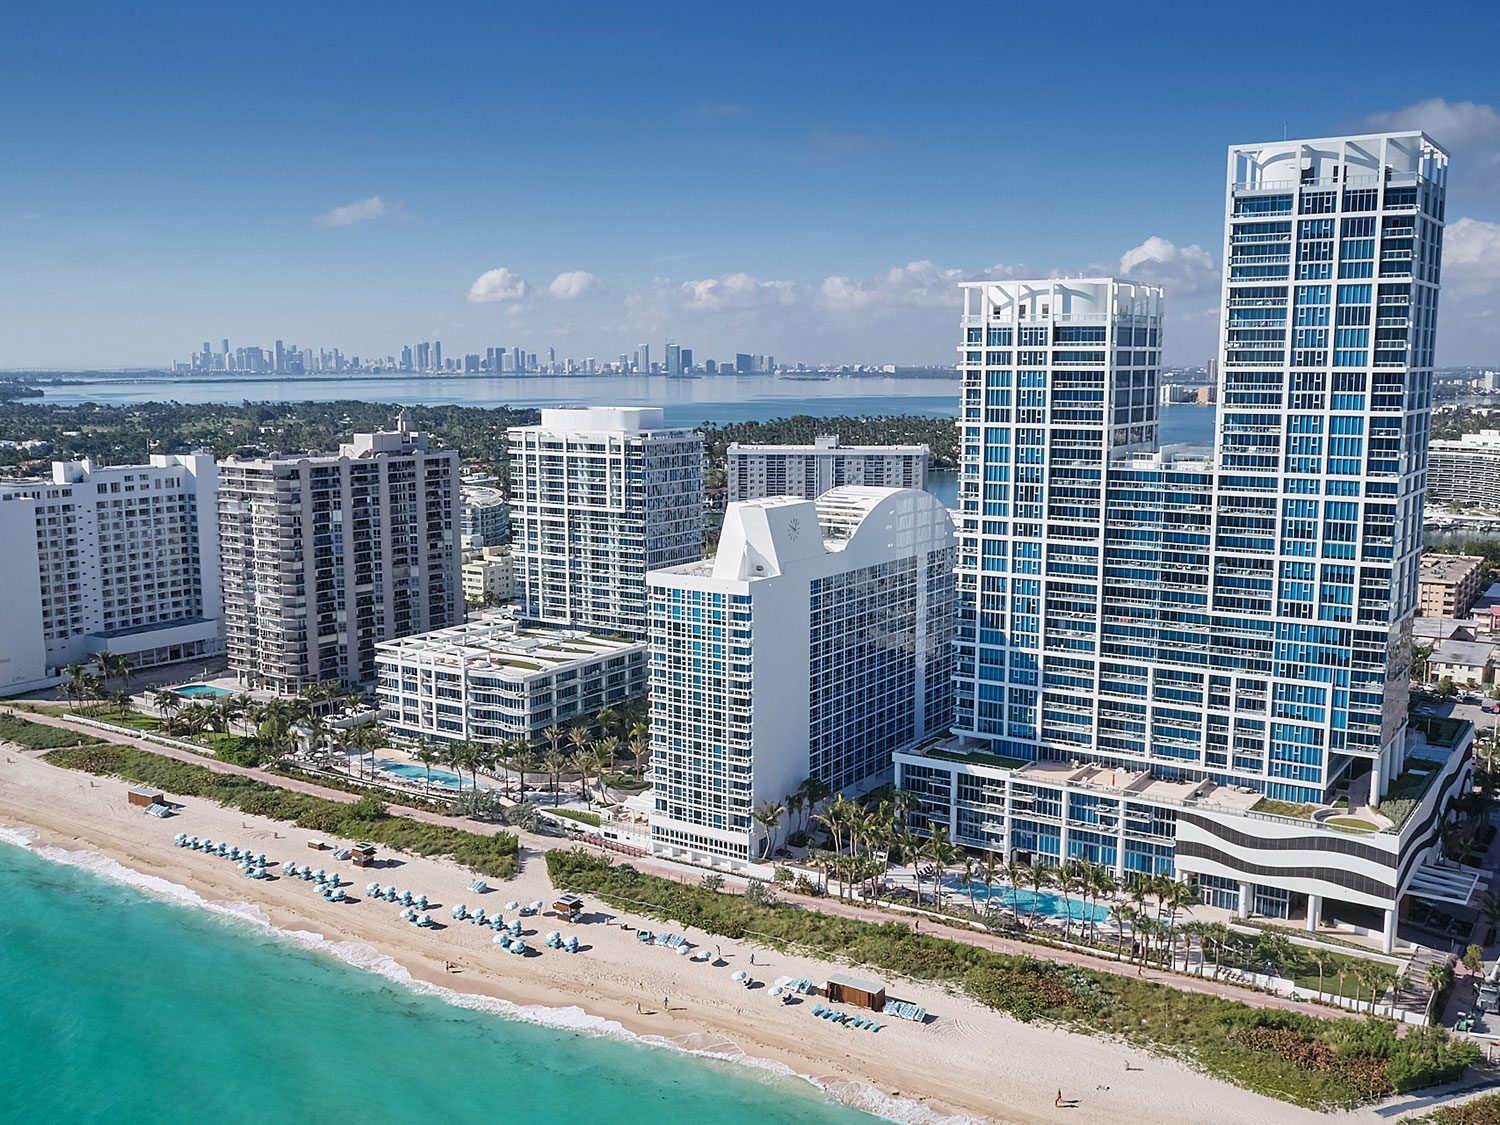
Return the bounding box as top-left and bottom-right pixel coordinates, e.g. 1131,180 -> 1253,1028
0,745 -> 1479,1125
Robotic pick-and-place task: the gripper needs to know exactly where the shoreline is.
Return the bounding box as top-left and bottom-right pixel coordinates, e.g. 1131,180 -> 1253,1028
0,748 -> 1460,1125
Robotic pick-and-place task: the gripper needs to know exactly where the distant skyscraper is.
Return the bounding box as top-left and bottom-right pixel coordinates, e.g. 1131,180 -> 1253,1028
432,341 -> 442,371
508,407 -> 703,639
547,347 -> 556,364
665,343 -> 682,376
735,353 -> 752,375
637,343 -> 650,373
274,340 -> 285,372
680,348 -> 692,372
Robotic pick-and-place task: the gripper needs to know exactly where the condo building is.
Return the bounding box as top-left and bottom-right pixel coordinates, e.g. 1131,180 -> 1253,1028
1418,554 -> 1486,619
648,487 -> 956,866
459,485 -> 510,549
375,616 -> 645,746
0,455 -> 222,694
726,435 -> 929,502
1427,431 -> 1500,509
897,132 -> 1473,950
508,407 -> 703,639
218,429 -> 460,693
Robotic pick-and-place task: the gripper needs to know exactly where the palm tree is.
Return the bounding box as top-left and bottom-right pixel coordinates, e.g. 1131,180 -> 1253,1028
1108,904 -> 1134,960
512,741 -> 537,801
798,776 -> 830,834
1309,948 -> 1334,1000
926,825 -> 959,913
63,663 -> 89,712
1352,960 -> 1379,1013
443,742 -> 468,792
812,794 -> 856,897
1027,862 -> 1051,925
414,746 -> 439,793
543,723 -> 565,764
753,799 -> 786,859
153,689 -> 182,732
1203,922 -> 1231,978
977,852 -> 1003,919
543,749 -> 567,807
1425,962 -> 1450,1022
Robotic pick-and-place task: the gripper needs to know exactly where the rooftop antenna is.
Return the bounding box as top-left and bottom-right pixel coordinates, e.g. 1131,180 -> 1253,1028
1283,122 -> 1288,141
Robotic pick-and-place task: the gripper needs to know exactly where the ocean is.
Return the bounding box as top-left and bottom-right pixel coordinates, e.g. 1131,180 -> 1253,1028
0,831 -> 878,1125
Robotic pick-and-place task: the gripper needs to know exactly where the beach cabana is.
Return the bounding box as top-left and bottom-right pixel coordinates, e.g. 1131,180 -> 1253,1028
552,894 -> 584,919
349,843 -> 377,868
825,973 -> 887,1011
128,786 -> 164,809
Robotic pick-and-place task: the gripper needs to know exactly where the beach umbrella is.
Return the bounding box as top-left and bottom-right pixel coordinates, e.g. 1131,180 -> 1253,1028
731,971 -> 747,982
505,901 -> 519,912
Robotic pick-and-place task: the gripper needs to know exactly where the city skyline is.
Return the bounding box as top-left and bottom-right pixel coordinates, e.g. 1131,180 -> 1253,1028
2,4 -> 1498,370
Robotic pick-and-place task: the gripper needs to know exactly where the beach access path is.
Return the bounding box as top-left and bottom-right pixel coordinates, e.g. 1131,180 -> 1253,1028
9,704 -> 1366,1024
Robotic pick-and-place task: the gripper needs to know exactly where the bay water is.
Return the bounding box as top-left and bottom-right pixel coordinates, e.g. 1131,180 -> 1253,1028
0,833 -> 879,1125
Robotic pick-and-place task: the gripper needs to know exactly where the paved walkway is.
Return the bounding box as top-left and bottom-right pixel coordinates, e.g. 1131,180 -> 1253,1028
5,704 -> 1412,1024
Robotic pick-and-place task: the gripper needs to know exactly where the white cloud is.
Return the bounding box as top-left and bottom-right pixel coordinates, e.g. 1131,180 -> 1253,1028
1117,236 -> 1219,296
548,270 -> 598,299
466,267 -> 530,303
313,195 -> 393,227
1444,217 -> 1500,296
677,272 -> 800,312
818,261 -> 966,311
1361,99 -> 1500,167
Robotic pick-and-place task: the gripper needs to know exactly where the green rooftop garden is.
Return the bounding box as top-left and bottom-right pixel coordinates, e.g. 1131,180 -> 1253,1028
921,746 -> 1030,771
1250,797 -> 1318,819
1410,714 -> 1469,749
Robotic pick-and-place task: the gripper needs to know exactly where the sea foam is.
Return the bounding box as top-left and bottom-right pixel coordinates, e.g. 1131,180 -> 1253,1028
0,822 -> 980,1125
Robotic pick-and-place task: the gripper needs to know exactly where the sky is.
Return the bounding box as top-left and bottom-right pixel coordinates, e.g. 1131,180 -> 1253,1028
2,0 -> 1499,370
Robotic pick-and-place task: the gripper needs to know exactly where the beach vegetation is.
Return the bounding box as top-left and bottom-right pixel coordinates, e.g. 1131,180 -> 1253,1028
1401,1091 -> 1500,1124
546,848 -> 1479,1109
0,712 -> 102,750
44,742 -> 520,878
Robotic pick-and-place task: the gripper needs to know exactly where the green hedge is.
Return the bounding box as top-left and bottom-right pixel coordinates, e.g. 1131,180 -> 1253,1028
546,849 -> 1478,1110
0,712 -> 102,750
45,743 -> 519,879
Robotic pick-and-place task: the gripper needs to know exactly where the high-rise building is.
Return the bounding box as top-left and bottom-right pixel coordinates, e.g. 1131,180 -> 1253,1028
459,485 -> 510,549
896,132 -> 1471,952
416,341 -> 430,372
432,341 -> 442,371
1427,431 -> 1500,509
648,487 -> 956,866
401,345 -> 413,371
727,435 -> 929,501
0,455 -> 223,694
665,343 -> 682,376
218,427 -> 460,692
734,353 -> 752,375
508,407 -> 703,639
680,348 -> 693,372
637,343 -> 650,373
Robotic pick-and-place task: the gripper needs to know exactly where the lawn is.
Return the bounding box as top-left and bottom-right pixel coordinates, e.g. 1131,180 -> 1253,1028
1251,797 -> 1318,819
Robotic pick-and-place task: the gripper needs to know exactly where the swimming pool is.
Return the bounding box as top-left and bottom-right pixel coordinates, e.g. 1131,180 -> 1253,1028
965,883 -> 1108,923
176,685 -> 236,698
375,760 -> 469,789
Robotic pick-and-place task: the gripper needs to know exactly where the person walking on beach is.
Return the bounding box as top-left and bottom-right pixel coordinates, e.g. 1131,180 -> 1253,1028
1055,1089 -> 1062,1107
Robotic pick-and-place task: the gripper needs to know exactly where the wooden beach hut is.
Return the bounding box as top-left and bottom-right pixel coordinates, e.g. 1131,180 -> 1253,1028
128,786 -> 164,809
348,842 -> 377,868
552,893 -> 584,919
825,973 -> 887,1011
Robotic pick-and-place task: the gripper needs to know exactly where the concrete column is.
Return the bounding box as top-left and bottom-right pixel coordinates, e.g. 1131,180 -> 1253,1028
1382,907 -> 1397,955
1306,894 -> 1322,933
1238,881 -> 1252,920
1115,822 -> 1127,879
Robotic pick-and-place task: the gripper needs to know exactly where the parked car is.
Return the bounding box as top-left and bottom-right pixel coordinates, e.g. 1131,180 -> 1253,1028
1476,983 -> 1499,1014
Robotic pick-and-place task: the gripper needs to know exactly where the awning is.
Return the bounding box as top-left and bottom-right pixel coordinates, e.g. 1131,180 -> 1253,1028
1406,861 -> 1484,907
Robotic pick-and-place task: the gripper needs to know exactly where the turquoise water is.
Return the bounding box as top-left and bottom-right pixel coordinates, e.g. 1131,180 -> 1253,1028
0,837 -> 875,1125
378,759 -> 467,788
965,883 -> 1108,923
176,684 -> 235,697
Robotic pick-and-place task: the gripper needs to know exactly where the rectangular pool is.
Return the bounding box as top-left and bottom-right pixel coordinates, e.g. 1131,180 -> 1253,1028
176,685 -> 236,698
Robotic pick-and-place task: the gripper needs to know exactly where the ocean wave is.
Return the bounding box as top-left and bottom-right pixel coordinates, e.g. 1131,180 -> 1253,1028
0,822 -> 980,1125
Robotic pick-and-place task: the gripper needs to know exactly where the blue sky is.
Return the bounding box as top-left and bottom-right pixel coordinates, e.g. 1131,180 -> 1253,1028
3,0 -> 1499,369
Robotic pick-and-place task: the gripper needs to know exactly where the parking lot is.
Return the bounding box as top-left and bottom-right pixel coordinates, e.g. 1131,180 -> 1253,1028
1410,692 -> 1499,744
